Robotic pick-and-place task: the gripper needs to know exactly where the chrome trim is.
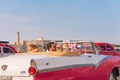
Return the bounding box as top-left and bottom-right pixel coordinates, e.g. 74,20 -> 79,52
38,64 -> 95,73
95,56 -> 111,69
37,56 -> 110,73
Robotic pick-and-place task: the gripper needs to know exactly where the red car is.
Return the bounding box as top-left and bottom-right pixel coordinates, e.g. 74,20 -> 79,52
94,42 -> 120,56
0,41 -> 17,57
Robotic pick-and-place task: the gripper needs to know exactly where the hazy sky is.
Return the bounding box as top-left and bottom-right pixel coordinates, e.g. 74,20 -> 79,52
0,0 -> 120,44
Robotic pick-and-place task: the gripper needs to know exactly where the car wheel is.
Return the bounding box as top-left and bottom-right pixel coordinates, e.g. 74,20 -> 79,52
109,71 -> 117,80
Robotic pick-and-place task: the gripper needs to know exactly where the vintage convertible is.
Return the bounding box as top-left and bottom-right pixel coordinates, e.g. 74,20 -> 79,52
0,41 -> 120,80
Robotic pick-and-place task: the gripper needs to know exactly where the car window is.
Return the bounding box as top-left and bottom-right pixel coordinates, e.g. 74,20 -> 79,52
3,47 -> 14,53
115,49 -> 120,52
106,45 -> 113,51
55,41 -> 96,54
71,42 -> 95,54
100,45 -> 106,51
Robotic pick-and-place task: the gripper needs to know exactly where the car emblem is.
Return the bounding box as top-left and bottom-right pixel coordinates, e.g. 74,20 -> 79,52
1,65 -> 8,71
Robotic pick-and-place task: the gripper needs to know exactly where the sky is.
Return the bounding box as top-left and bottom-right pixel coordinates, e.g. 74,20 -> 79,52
0,0 -> 120,44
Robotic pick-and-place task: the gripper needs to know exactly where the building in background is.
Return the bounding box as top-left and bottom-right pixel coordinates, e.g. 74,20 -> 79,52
15,32 -> 21,52
11,32 -> 52,52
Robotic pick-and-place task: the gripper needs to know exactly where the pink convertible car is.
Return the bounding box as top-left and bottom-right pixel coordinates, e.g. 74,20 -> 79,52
0,41 -> 119,80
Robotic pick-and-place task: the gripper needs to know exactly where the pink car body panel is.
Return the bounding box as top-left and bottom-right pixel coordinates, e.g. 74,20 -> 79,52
32,56 -> 120,80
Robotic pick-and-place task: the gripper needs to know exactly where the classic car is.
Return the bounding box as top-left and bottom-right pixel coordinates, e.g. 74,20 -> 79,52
0,41 -> 120,80
0,41 -> 17,58
94,42 -> 120,56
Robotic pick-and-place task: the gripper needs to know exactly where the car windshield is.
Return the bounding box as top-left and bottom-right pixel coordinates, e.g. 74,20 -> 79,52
26,41 -> 97,56
56,41 -> 96,54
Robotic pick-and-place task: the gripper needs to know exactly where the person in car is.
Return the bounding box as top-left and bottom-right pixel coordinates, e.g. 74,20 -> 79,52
63,41 -> 70,52
27,44 -> 39,52
46,42 -> 56,52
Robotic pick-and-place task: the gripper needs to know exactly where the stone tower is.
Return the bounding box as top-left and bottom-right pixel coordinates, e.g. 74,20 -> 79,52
16,31 -> 20,45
